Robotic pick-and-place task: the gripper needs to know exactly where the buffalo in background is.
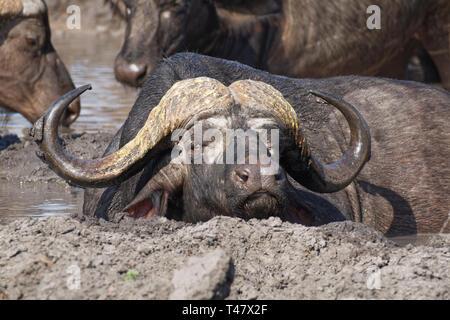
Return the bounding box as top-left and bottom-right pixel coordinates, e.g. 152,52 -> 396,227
0,0 -> 79,126
113,0 -> 449,89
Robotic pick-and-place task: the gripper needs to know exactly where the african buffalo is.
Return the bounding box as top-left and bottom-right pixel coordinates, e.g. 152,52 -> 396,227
33,53 -> 450,236
0,0 -> 79,126
113,0 -> 450,90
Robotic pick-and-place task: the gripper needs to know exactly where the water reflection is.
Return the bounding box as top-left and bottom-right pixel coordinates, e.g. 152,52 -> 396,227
388,234 -> 445,247
0,181 -> 83,221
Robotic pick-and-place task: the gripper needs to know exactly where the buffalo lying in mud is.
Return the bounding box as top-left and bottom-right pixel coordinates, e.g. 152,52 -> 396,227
113,0 -> 450,90
0,0 -> 79,126
33,53 -> 450,236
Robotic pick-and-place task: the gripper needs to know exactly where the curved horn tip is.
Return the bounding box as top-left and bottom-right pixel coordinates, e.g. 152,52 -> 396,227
61,84 -> 92,102
37,83 -> 92,136
80,84 -> 92,91
49,84 -> 92,114
297,89 -> 371,193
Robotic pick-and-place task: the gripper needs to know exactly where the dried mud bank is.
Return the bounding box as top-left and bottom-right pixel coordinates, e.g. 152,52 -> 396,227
0,132 -> 114,184
0,133 -> 448,300
0,216 -> 448,300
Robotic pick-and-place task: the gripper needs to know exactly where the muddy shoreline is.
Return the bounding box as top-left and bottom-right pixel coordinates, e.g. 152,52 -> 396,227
0,133 -> 449,300
0,131 -> 114,184
0,132 -> 114,221
0,215 -> 448,300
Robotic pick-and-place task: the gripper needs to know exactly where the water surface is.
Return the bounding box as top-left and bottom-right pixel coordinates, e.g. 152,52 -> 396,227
0,181 -> 83,223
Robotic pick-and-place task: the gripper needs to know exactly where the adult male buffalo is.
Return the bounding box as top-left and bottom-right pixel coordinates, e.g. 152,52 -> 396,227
113,0 -> 449,90
0,0 -> 79,126
34,53 -> 450,236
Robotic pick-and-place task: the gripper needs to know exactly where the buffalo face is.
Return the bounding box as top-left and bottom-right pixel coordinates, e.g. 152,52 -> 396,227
114,0 -> 216,87
136,115 -> 298,223
0,0 -> 79,126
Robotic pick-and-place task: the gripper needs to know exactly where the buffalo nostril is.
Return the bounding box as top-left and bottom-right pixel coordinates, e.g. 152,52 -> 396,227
115,58 -> 148,87
126,63 -> 147,86
134,64 -> 148,86
235,169 -> 250,183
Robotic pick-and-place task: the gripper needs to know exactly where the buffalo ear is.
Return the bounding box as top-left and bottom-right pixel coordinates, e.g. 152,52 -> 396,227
213,0 -> 281,16
123,190 -> 169,220
125,198 -> 156,219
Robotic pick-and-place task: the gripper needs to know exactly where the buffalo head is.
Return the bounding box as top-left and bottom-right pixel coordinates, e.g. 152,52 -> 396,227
0,0 -> 79,126
114,0 -> 214,86
114,0 -> 281,87
33,77 -> 370,223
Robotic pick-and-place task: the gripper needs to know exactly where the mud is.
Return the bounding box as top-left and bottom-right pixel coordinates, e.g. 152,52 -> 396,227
0,132 -> 449,300
0,131 -> 114,184
0,215 -> 448,300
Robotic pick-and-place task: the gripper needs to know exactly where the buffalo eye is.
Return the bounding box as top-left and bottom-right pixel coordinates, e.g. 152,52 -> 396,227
25,37 -> 38,47
191,136 -> 216,151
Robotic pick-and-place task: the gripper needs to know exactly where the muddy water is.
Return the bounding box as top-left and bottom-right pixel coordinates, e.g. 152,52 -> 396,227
0,32 -> 137,219
0,32 -> 138,137
388,234 -> 442,247
0,182 -> 83,222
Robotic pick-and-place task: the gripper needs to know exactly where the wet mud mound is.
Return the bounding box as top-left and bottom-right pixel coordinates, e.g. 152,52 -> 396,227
0,216 -> 448,300
0,132 -> 114,184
